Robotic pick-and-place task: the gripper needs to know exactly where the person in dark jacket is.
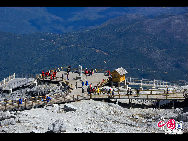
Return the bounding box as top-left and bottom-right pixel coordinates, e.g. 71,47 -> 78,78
82,88 -> 84,93
130,89 -> 132,95
87,86 -> 90,94
67,73 -> 69,80
67,66 -> 71,75
136,89 -> 140,97
127,88 -> 130,95
112,90 -> 114,96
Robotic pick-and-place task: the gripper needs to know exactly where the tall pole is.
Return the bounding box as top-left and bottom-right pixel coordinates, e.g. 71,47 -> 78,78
152,79 -> 155,89
13,73 -> 16,79
140,78 -> 143,90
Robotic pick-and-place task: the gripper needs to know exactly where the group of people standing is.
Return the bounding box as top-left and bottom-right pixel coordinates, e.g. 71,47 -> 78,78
18,95 -> 52,105
81,80 -> 115,96
84,68 -> 94,77
81,80 -> 95,94
41,70 -> 57,80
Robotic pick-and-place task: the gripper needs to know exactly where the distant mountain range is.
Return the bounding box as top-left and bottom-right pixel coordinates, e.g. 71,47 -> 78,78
0,7 -> 187,34
0,7 -> 187,83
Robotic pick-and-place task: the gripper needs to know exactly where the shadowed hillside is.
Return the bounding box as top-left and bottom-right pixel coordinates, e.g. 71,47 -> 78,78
0,12 -> 187,83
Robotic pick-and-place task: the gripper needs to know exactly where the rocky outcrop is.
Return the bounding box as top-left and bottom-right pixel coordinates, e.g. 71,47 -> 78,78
48,120 -> 66,133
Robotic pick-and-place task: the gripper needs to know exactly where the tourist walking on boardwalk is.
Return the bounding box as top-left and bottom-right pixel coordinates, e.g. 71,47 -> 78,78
136,89 -> 140,97
130,88 -> 132,95
127,88 -> 129,95
97,87 -> 100,95
109,89 -> 112,95
93,87 -> 95,94
108,89 -> 111,95
18,98 -> 22,104
85,81 -> 88,86
85,68 -> 88,78
87,86 -> 90,94
90,87 -> 93,94
89,83 -> 92,89
82,81 -> 84,87
75,82 -> 78,89
112,90 -> 114,96
46,96 -> 51,103
67,73 -> 69,80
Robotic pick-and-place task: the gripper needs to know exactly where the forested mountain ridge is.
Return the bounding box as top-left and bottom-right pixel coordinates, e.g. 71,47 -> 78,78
0,12 -> 187,83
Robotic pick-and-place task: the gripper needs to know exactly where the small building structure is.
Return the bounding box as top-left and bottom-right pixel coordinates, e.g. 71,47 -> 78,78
111,67 -> 128,83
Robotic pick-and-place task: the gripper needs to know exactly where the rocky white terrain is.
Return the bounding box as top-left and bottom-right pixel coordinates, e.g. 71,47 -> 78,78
0,99 -> 187,133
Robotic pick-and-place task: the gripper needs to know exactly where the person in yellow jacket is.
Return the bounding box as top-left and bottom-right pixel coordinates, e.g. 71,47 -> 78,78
97,87 -> 100,95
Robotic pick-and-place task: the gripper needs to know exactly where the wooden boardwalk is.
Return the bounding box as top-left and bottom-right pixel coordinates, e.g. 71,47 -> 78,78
0,70 -> 186,111
0,90 -> 185,111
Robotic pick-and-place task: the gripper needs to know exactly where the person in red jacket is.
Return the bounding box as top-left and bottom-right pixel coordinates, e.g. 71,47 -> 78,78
53,71 -> 57,80
45,72 -> 48,78
42,70 -> 45,79
50,74 -> 53,80
53,71 -> 55,79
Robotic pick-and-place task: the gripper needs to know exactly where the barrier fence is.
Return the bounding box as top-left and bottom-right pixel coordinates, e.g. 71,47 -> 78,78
0,87 -> 185,111
0,65 -> 186,112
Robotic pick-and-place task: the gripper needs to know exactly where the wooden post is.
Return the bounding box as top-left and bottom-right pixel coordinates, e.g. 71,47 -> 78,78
25,99 -> 27,109
77,95 -> 79,101
118,82 -> 120,94
4,101 -> 7,111
90,94 -> 92,99
12,100 -> 14,106
119,94 -> 120,99
38,99 -> 39,106
18,101 -> 20,109
73,95 -> 74,101
32,100 -> 33,108
129,99 -> 132,109
166,93 -> 168,100
147,94 -> 149,99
